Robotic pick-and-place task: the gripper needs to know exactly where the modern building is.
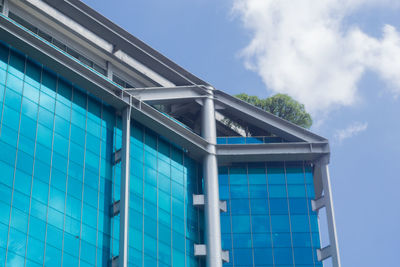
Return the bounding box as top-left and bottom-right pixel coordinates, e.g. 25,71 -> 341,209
0,1 -> 340,267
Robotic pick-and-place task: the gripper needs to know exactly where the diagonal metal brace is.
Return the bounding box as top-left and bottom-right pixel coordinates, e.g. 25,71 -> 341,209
317,245 -> 332,261
222,250 -> 230,263
113,148 -> 122,165
110,200 -> 120,217
111,255 -> 118,267
311,196 -> 326,211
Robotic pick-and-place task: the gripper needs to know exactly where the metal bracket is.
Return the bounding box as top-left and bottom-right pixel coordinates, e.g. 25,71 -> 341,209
219,200 -> 227,213
311,196 -> 325,211
111,255 -> 118,267
194,244 -> 230,263
194,244 -> 206,257
113,149 -> 122,165
317,245 -> 332,261
193,194 -> 227,212
111,200 -> 120,217
193,194 -> 205,207
222,250 -> 230,263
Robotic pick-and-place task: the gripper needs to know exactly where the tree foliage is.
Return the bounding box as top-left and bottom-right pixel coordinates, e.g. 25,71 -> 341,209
235,93 -> 312,129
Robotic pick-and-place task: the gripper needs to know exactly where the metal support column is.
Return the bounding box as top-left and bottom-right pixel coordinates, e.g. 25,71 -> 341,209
201,87 -> 222,267
316,160 -> 341,267
119,106 -> 131,267
2,0 -> 9,16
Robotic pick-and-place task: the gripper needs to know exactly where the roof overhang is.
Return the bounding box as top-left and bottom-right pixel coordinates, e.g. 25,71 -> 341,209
38,0 -> 208,87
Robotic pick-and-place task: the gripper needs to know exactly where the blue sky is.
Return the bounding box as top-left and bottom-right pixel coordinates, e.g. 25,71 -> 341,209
83,1 -> 400,266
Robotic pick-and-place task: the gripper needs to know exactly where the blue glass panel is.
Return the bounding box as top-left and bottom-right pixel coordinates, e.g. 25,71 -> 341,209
44,244 -> 61,266
274,247 -> 294,265
26,236 -> 44,264
229,167 -> 247,184
232,233 -> 252,248
245,137 -> 263,144
254,248 -> 273,265
272,232 -> 292,247
269,198 -> 289,214
252,233 -> 272,248
231,215 -> 251,233
251,215 -> 270,233
8,227 -> 27,255
271,215 -> 290,232
227,137 -> 246,144
294,247 -> 314,264
233,248 -> 253,265
216,137 -> 227,144
230,199 -> 250,215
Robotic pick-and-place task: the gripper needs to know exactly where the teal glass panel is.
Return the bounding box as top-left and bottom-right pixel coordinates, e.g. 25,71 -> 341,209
220,162 -> 321,267
127,120 -> 203,267
0,41 -> 116,266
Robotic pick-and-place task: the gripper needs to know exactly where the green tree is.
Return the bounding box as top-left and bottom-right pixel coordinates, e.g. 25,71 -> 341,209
235,93 -> 312,129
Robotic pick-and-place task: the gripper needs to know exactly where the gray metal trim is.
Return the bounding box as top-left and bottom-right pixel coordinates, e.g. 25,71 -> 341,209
119,106 -> 131,267
216,142 -> 330,163
40,0 -> 208,86
317,245 -> 332,262
126,85 -> 209,104
194,244 -> 207,257
214,90 -> 327,142
201,94 -> 223,267
314,161 -> 341,267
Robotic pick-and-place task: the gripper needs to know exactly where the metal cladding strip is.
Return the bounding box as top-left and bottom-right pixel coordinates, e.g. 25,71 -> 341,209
119,106 -> 131,267
317,160 -> 341,267
213,90 -> 327,143
201,89 -> 223,267
0,15 -> 210,159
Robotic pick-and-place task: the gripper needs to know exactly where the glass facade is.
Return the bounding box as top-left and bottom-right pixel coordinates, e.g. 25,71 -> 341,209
0,41 -> 204,267
0,17 -> 324,266
126,122 -> 203,267
220,162 -> 321,267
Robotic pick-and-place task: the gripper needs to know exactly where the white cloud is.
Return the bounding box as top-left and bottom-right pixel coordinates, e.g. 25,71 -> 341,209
334,121 -> 368,143
233,0 -> 400,116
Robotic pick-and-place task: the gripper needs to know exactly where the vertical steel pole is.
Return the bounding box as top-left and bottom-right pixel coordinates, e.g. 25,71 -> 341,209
119,106 -> 131,267
319,162 -> 341,267
201,88 -> 222,267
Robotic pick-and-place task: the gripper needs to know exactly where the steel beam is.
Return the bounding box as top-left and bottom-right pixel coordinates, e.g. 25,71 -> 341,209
315,160 -> 341,267
201,89 -> 222,267
119,106 -> 131,267
126,86 -> 209,105
216,142 -> 330,163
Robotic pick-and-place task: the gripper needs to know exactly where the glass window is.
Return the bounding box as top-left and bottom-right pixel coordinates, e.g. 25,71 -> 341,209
231,215 -> 251,233
26,236 -> 44,264
233,248 -> 253,266
254,248 -> 273,265
8,227 -> 27,255
271,215 -> 290,232
274,247 -> 294,265
230,199 -> 250,215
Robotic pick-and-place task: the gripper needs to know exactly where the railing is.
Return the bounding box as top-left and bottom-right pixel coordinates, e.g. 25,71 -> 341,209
216,136 -> 284,144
